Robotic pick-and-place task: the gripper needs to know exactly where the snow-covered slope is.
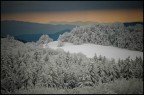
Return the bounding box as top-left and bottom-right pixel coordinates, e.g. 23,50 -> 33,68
47,41 -> 143,61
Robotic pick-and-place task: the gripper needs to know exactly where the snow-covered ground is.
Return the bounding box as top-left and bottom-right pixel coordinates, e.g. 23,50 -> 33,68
47,41 -> 143,61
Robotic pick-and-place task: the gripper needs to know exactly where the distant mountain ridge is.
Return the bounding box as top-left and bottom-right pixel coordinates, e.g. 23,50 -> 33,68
123,22 -> 143,27
48,21 -> 97,26
48,21 -> 143,26
1,20 -> 75,37
15,29 -> 71,42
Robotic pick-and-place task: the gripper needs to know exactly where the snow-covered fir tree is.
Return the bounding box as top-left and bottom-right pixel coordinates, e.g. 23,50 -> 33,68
36,34 -> 53,46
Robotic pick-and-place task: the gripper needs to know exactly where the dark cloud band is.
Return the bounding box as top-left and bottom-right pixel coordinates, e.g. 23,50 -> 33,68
1,1 -> 143,14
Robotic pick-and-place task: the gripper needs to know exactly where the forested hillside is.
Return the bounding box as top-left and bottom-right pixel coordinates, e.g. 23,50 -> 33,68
58,23 -> 143,51
1,36 -> 143,94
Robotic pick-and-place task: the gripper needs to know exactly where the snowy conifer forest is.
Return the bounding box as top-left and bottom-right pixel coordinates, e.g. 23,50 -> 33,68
59,23 -> 143,51
1,23 -> 143,94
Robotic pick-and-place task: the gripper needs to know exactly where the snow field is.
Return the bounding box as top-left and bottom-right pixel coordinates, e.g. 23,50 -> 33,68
47,41 -> 143,61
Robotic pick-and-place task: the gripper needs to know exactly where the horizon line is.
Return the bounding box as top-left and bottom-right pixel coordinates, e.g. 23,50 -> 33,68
1,20 -> 143,24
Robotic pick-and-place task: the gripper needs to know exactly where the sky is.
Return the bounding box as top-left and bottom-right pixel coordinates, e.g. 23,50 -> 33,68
1,1 -> 143,23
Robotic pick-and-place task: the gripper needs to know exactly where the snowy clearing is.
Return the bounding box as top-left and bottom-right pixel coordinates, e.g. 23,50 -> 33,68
47,41 -> 143,61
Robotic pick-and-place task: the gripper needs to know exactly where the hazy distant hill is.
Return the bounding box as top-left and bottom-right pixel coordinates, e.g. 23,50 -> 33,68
48,21 -> 143,26
1,20 -> 75,37
15,29 -> 70,42
48,21 -> 97,26
123,22 -> 143,27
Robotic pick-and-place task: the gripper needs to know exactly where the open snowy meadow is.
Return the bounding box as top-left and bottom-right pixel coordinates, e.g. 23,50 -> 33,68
47,41 -> 143,61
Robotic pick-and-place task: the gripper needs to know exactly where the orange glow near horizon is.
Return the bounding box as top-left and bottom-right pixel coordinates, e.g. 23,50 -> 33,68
1,9 -> 143,23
